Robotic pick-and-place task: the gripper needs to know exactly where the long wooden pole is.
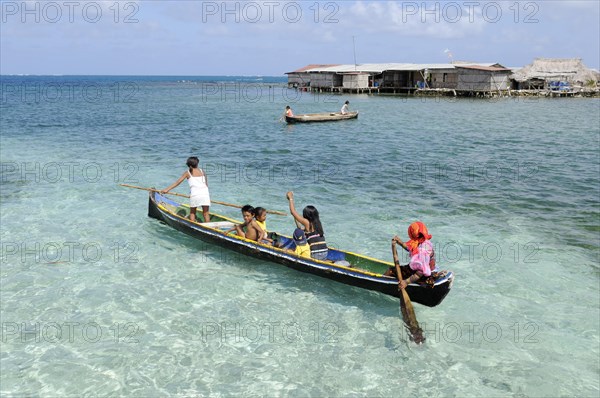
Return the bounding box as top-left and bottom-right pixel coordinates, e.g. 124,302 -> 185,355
119,184 -> 287,216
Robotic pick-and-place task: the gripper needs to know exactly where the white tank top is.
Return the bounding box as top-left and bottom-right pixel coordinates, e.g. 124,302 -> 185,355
187,170 -> 207,194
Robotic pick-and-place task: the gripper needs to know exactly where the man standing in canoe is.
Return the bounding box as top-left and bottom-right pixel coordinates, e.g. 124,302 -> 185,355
161,156 -> 210,223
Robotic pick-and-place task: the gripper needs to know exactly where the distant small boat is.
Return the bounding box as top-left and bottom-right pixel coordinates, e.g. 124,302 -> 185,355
286,111 -> 359,124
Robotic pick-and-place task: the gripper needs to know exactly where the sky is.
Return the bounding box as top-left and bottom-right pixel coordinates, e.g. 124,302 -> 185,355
1,0 -> 599,75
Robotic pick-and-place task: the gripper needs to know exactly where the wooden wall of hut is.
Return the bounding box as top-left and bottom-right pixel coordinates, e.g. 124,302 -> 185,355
429,70 -> 458,89
309,73 -> 343,88
456,69 -> 510,91
342,74 -> 370,89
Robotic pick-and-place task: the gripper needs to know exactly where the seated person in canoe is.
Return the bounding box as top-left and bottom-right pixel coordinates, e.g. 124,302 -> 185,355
254,206 -> 274,244
386,221 -> 436,289
279,105 -> 294,121
289,228 -> 311,258
226,205 -> 267,242
340,100 -> 350,114
286,191 -> 328,260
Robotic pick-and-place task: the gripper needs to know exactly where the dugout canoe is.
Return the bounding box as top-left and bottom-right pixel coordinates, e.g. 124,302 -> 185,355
285,111 -> 358,124
147,191 -> 453,307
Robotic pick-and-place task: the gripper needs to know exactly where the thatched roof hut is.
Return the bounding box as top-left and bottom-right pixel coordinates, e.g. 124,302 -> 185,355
512,58 -> 597,86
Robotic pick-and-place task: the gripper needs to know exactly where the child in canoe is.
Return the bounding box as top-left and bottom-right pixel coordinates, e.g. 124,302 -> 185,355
386,221 -> 436,289
289,228 -> 310,258
254,207 -> 275,244
226,205 -> 268,242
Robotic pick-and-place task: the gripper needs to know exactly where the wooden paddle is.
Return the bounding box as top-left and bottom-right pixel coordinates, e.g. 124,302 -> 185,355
399,280 -> 425,344
392,237 -> 425,344
119,184 -> 288,216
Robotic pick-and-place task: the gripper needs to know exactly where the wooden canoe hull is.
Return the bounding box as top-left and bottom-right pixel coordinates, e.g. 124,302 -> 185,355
148,192 -> 453,307
285,111 -> 359,124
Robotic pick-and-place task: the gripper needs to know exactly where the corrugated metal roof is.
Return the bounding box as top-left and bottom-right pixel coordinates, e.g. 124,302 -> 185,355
452,62 -> 498,67
454,65 -> 512,72
298,62 -> 504,73
386,63 -> 457,71
286,64 -> 341,74
307,64 -> 395,73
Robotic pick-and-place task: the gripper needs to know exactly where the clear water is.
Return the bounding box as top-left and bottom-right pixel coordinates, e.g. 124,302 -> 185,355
1,76 -> 599,396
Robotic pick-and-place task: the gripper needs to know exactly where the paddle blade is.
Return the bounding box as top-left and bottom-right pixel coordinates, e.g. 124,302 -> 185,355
400,289 -> 425,344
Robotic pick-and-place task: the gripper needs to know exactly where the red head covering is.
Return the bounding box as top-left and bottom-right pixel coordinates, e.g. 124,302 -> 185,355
405,221 -> 432,256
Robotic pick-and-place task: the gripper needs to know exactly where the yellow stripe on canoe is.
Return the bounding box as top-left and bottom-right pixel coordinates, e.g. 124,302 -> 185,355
157,202 -> 389,278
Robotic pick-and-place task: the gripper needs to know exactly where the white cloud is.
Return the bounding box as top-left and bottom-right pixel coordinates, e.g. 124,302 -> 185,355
343,1 -> 487,39
2,0 -> 598,74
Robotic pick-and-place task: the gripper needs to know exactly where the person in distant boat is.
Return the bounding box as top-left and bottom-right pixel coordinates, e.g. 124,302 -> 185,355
279,105 -> 294,122
286,191 -> 328,260
226,205 -> 267,242
340,100 -> 350,114
385,221 -> 436,290
161,156 -> 210,223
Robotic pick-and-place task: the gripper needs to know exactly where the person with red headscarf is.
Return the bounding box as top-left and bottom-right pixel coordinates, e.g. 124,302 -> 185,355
385,221 -> 436,290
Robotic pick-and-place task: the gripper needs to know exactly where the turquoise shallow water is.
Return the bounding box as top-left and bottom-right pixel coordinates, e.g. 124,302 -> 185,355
1,76 -> 599,396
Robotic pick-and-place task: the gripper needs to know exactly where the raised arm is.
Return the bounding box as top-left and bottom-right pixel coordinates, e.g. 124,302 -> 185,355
286,191 -> 309,230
